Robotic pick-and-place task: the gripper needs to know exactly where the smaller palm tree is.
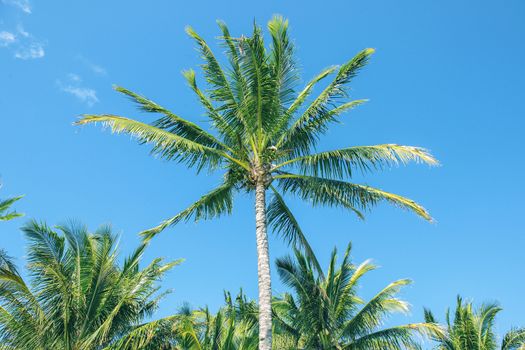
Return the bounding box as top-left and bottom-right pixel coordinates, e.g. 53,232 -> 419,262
424,296 -> 525,350
272,243 -> 441,349
173,291 -> 259,349
0,220 -> 182,350
0,187 -> 23,221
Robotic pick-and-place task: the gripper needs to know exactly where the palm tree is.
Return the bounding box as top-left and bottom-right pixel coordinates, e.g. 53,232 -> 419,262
0,187 -> 23,221
0,220 -> 182,350
173,291 -> 259,349
75,16 -> 437,349
272,243 -> 441,349
424,297 -> 525,350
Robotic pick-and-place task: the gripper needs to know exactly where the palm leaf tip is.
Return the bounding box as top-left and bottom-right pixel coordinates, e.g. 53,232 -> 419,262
401,198 -> 433,222
405,146 -> 439,166
365,186 -> 434,222
184,25 -> 194,35
139,224 -> 165,242
74,114 -> 101,126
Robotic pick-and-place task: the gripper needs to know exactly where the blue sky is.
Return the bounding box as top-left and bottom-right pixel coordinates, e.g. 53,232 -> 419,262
1,0 -> 524,340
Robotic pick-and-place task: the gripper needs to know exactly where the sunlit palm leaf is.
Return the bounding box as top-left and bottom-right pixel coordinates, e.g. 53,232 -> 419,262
277,144 -> 438,178
275,173 -> 432,221
76,114 -> 235,172
140,182 -> 235,241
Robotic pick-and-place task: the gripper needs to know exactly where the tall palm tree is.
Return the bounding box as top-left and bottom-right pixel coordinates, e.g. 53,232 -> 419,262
0,220 -> 182,350
424,297 -> 525,350
272,243 -> 441,349
76,16 -> 437,349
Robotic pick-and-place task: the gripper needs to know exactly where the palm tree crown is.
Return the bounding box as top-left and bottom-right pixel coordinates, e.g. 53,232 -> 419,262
76,16 -> 436,250
272,243 -> 440,349
0,220 -> 181,350
76,16 -> 438,349
424,297 -> 525,350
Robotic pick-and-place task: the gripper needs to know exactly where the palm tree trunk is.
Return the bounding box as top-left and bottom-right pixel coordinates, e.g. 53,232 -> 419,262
255,179 -> 272,350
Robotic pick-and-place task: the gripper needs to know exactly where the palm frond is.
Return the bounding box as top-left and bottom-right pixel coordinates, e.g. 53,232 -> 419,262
275,173 -> 432,221
237,23 -> 274,145
103,315 -> 177,350
342,279 -> 412,339
277,48 -> 374,155
140,182 -> 235,241
113,85 -> 227,150
185,25 -> 237,105
267,15 -> 297,106
0,196 -> 24,221
267,186 -> 322,275
76,114 -> 245,172
266,15 -> 298,140
347,323 -> 442,350
502,328 -> 525,350
276,144 -> 438,178
277,99 -> 367,158
182,69 -> 243,147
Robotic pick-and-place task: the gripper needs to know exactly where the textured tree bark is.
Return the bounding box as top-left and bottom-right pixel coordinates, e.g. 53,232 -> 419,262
255,179 -> 272,350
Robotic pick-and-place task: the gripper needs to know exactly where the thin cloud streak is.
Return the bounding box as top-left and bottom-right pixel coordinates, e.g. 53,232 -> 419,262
77,55 -> 107,76
14,42 -> 44,59
57,74 -> 99,107
2,0 -> 31,14
61,86 -> 99,106
0,24 -> 45,59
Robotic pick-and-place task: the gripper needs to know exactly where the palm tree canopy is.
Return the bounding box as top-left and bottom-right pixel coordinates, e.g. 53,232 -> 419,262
75,16 -> 437,270
272,243 -> 441,349
0,220 -> 181,350
424,297 -> 525,350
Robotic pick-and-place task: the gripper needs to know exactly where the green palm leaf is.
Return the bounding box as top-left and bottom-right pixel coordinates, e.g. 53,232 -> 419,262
275,173 -> 432,221
140,182 -> 235,241
114,85 -> 228,150
0,195 -> 23,222
76,114 -> 246,171
266,186 -> 322,275
276,144 -> 438,178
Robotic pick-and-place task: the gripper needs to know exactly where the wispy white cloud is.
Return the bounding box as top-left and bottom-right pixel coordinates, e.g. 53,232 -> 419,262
67,73 -> 82,82
77,55 -> 107,76
16,24 -> 29,37
0,31 -> 16,46
90,64 -> 106,75
14,41 -> 44,59
61,86 -> 98,106
0,24 -> 45,59
57,74 -> 99,107
2,0 -> 31,14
